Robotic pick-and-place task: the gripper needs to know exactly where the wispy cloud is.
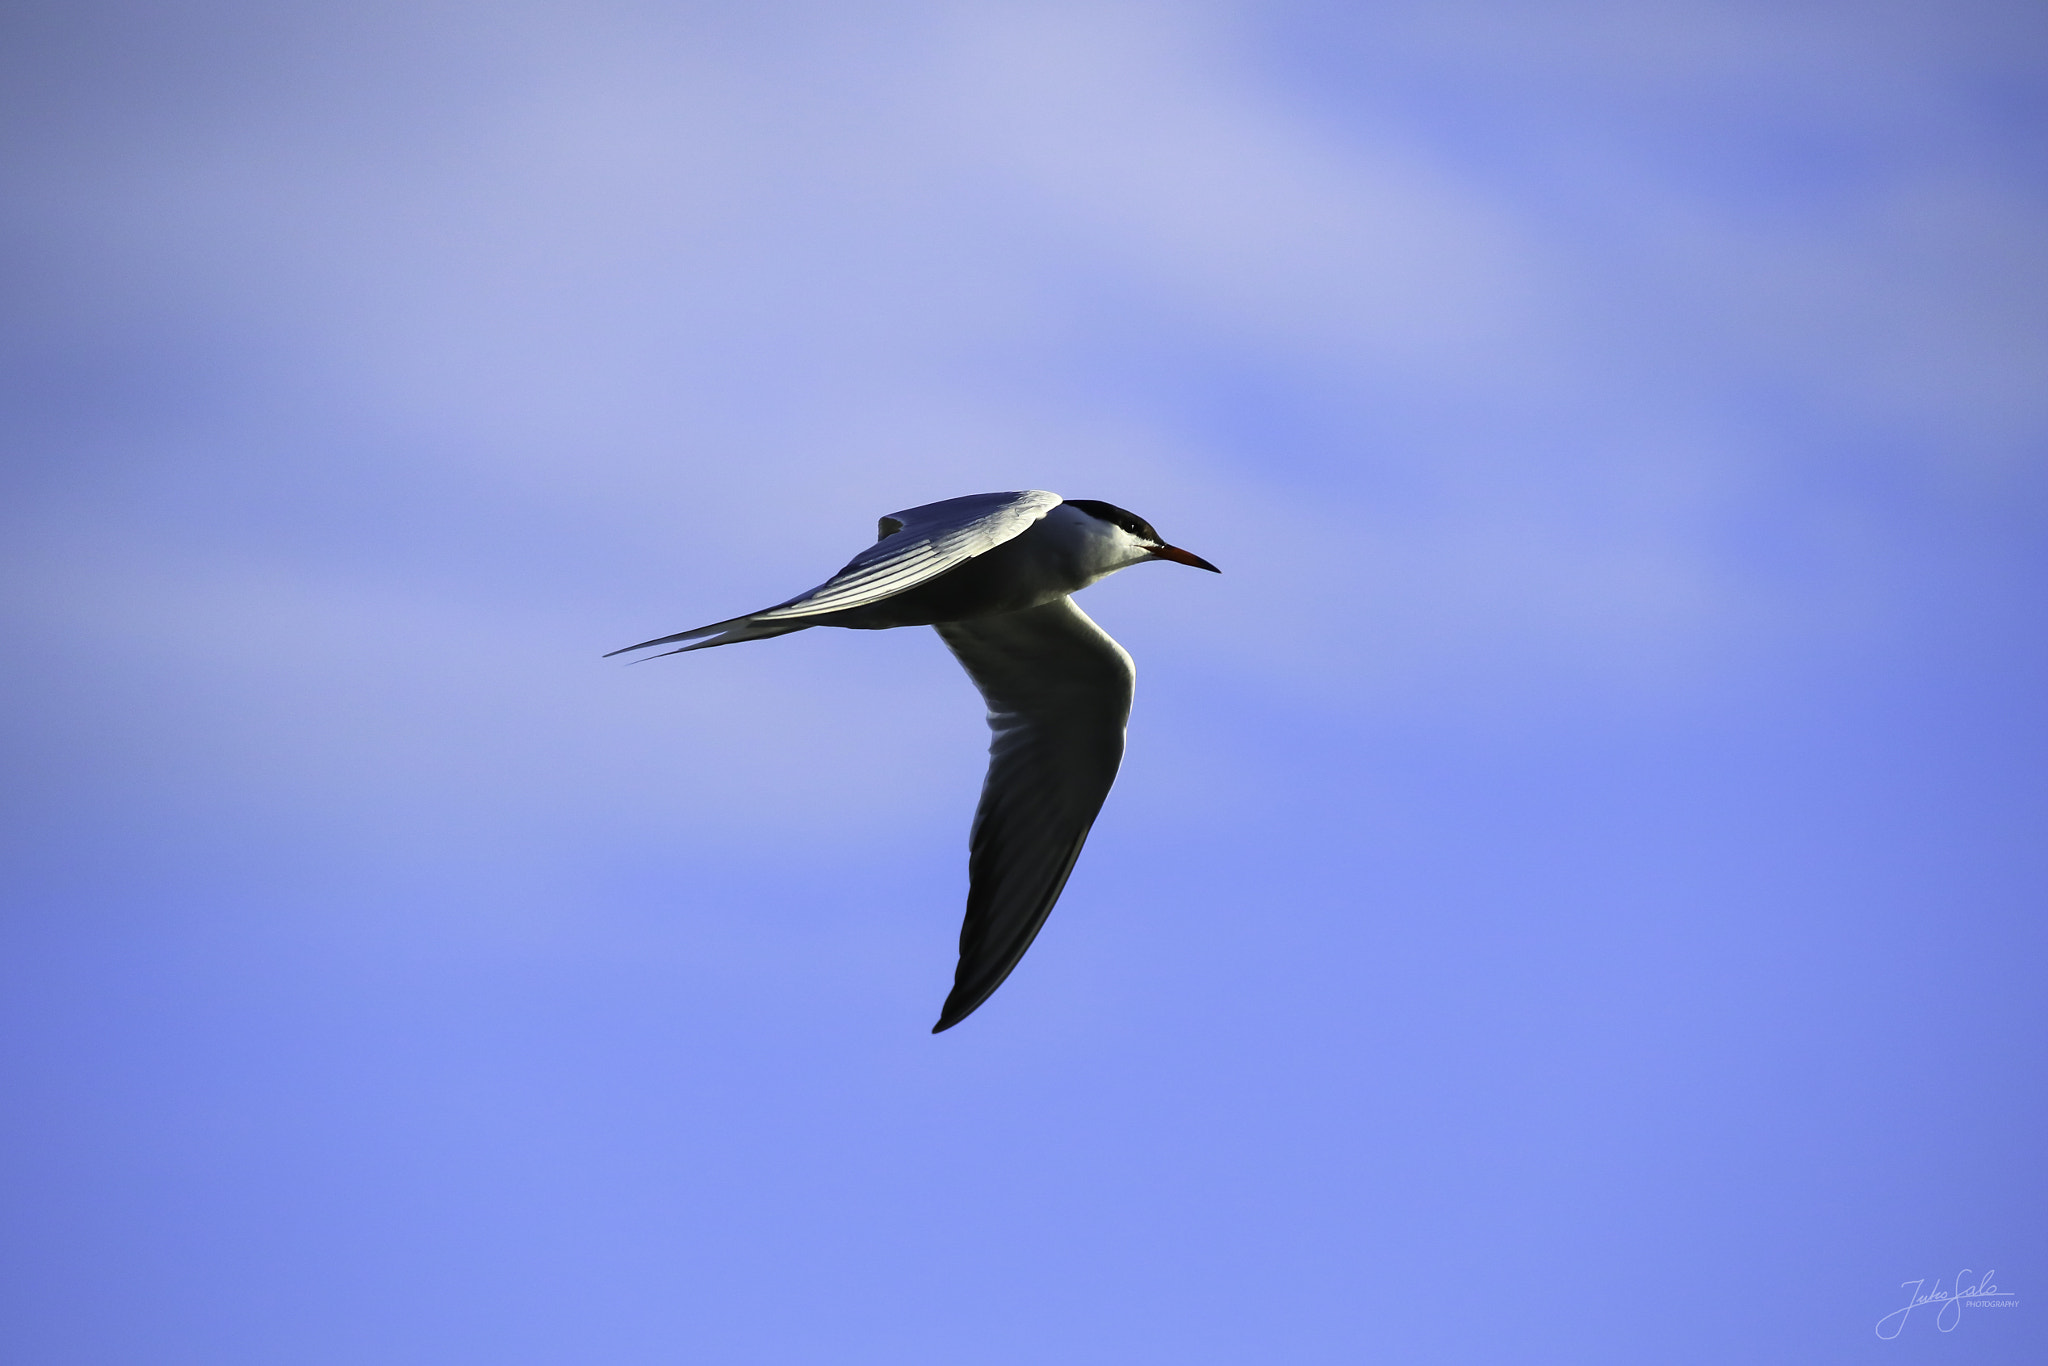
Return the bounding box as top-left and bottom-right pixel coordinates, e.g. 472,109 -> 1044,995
4,0 -> 2042,840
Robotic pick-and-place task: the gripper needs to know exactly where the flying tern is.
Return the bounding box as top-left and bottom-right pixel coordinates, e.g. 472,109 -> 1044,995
609,490 -> 1219,1032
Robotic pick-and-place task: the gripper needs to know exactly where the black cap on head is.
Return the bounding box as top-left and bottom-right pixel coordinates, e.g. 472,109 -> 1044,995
1062,498 -> 1161,544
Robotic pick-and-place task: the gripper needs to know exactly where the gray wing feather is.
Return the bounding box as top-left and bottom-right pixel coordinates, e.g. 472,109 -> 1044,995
931,596 -> 1135,1032
753,490 -> 1062,621
605,489 -> 1061,657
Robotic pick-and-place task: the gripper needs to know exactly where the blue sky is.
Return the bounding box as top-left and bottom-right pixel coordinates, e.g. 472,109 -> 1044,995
2,2 -> 2043,1362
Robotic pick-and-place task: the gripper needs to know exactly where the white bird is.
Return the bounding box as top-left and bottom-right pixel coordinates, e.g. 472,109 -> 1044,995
609,490 -> 1220,1032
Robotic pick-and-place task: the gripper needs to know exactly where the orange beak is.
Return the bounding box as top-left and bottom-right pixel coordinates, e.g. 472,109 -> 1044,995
1149,543 -> 1221,573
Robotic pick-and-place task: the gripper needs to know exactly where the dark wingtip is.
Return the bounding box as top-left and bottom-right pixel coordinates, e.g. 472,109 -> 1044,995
931,993 -> 980,1034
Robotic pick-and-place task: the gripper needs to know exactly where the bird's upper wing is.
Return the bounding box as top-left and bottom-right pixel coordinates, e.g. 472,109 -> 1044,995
752,489 -> 1063,621
606,490 -> 1062,657
930,595 -> 1134,1032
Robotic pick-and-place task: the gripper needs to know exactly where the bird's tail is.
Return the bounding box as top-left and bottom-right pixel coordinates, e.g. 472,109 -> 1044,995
604,613 -> 814,662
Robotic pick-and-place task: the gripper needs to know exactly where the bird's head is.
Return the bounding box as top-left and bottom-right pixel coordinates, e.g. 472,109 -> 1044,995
1062,499 -> 1220,574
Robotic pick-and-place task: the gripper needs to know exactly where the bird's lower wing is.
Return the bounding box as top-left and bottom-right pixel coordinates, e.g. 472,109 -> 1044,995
931,596 -> 1135,1032
605,490 -> 1062,658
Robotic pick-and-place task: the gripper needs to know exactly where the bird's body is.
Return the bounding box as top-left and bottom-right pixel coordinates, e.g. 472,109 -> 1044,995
610,490 -> 1217,1031
814,503 -> 1145,628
